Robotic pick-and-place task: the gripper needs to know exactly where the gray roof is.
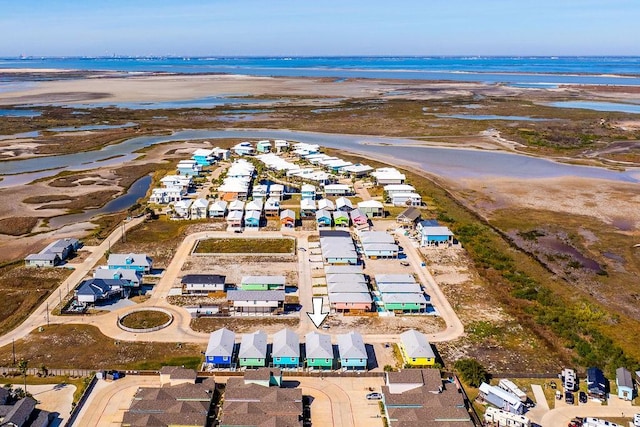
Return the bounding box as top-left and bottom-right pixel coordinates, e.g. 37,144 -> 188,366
305,332 -> 333,359
381,293 -> 427,304
241,276 -> 286,286
181,274 -> 225,285
617,367 -> 634,388
206,328 -> 235,358
272,328 -> 300,358
376,274 -> 416,284
95,268 -> 141,283
3,396 -> 36,427
25,253 -> 58,262
400,330 -> 435,359
226,290 -> 286,302
360,231 -> 395,244
107,253 -> 151,268
328,292 -> 372,304
326,273 -> 366,284
239,331 -> 267,359
324,265 -> 363,275
419,225 -> 454,236
337,332 -> 367,359
377,283 -> 423,294
42,238 -> 79,254
76,278 -> 127,296
320,236 -> 357,259
397,207 -> 421,222
362,243 -> 399,253
327,281 -> 369,293
316,209 -> 331,219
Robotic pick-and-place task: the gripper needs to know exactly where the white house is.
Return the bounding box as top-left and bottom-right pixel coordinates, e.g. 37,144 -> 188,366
232,142 -> 255,156
324,184 -> 351,197
274,139 -> 289,152
208,200 -> 228,218
228,199 -> 245,212
269,184 -> 285,200
190,198 -> 210,219
173,199 -> 193,219
372,168 -> 406,185
391,192 -> 422,207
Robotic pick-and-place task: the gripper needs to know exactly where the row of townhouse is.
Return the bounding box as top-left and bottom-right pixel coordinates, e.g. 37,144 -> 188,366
218,159 -> 255,201
374,273 -> 429,313
205,328 -> 369,370
150,174 -> 192,204
233,139 -> 290,156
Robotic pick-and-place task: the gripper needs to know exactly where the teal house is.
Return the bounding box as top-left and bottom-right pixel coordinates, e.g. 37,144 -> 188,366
238,330 -> 267,368
192,148 -> 216,166
337,331 -> 367,370
272,328 -> 300,368
256,140 -> 272,153
305,331 -> 333,369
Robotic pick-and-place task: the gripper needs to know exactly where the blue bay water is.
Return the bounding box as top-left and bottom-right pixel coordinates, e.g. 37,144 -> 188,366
2,56 -> 640,85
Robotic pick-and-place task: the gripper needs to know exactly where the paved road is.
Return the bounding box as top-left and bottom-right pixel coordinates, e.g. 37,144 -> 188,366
540,395 -> 634,426
396,233 -> 465,342
73,376 -> 160,426
0,216 -> 146,349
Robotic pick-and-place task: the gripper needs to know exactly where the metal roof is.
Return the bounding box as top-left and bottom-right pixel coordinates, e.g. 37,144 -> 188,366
272,328 -> 300,358
337,332 -> 367,359
400,330 -> 435,359
206,328 -> 235,358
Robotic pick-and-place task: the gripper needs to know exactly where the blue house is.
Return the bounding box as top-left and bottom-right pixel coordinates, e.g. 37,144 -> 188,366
616,367 -> 635,401
233,142 -> 255,156
417,221 -> 454,247
107,253 -> 153,273
244,210 -> 261,228
192,148 -> 216,166
177,160 -> 202,177
337,331 -> 367,370
272,328 -> 300,368
316,209 -> 332,227
205,328 -> 236,367
301,184 -> 316,200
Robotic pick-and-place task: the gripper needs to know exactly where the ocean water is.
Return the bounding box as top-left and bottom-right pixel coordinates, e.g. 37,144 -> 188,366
2,56 -> 640,85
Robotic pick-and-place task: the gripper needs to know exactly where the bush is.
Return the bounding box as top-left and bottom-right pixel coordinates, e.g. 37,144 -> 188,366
454,358 -> 488,387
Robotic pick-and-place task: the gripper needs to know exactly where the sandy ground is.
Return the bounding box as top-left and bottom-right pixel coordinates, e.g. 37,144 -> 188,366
27,383 -> 76,425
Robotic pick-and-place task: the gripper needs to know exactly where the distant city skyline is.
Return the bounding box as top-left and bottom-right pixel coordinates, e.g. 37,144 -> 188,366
1,0 -> 638,56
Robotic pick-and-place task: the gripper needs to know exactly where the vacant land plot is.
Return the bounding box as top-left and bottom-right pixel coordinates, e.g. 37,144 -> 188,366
194,237 -> 295,254
191,316 -> 299,334
0,324 -> 202,370
0,263 -> 72,336
0,217 -> 39,236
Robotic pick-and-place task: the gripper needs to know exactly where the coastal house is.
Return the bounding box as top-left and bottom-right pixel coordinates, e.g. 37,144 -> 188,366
150,187 -> 183,204
383,369 -> 473,426
177,159 -> 202,177
213,147 -> 231,160
218,179 -> 250,201
399,330 -> 436,366
25,238 -> 81,267
317,198 -> 335,211
205,328 -> 236,367
383,184 -> 416,199
372,167 -> 406,185
227,159 -> 255,178
269,184 -> 285,200
94,268 -> 142,287
280,209 -> 296,228
337,332 -> 367,370
181,274 -> 226,295
226,210 -> 243,228
161,174 -> 192,191
301,184 -> 316,200
320,230 -> 358,264
396,206 -> 422,229
233,141 -> 255,156
75,278 -> 127,304
264,197 -> 280,218
316,209 -> 332,227
417,222 -> 454,247
324,159 -> 353,173
192,148 -> 216,166
190,198 -> 210,219
256,140 -> 272,153
360,231 -> 399,259
108,253 -> 152,273
228,199 -> 245,212
304,331 -> 334,369
274,139 -> 290,153
335,196 -> 353,212
252,184 -> 269,200
208,200 -> 228,218
245,199 -> 263,213
328,292 -> 373,313
173,199 -> 193,219
240,276 -> 286,291
332,211 -> 350,228
357,200 -> 384,218
272,328 -> 300,368
226,290 -> 286,315
327,280 -> 369,295
342,163 -> 373,177
300,198 -> 316,218
324,184 -> 351,197
244,210 -> 261,228
391,192 -> 422,207
238,331 -> 268,368
479,382 -> 525,415
349,209 -> 369,227
243,367 -> 283,388
616,367 -> 635,400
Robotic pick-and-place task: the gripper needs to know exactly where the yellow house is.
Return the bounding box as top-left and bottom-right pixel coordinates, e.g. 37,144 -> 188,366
399,329 -> 436,366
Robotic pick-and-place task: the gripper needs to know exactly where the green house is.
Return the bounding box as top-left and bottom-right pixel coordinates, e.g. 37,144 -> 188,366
305,331 -> 333,369
240,275 -> 286,291
238,331 -> 267,367
380,293 -> 427,313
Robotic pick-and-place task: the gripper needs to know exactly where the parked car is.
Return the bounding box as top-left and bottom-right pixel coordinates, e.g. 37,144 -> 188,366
366,393 -> 382,400
565,391 -> 574,405
556,390 -> 563,400
633,413 -> 640,427
400,261 -> 410,266
579,391 -> 587,404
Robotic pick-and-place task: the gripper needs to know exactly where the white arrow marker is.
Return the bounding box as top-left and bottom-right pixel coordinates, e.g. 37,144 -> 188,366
307,296 -> 329,329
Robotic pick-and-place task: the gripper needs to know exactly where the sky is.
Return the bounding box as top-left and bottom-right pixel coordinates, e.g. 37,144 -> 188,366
0,0 -> 638,56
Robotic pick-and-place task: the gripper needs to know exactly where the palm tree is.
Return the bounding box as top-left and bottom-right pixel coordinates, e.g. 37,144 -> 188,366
17,359 -> 28,393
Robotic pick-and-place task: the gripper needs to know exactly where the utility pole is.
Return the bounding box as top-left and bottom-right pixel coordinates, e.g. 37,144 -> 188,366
46,302 -> 50,326
12,339 -> 15,365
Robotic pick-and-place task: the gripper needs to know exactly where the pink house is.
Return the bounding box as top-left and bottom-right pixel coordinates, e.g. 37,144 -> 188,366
349,209 -> 368,226
328,292 -> 373,312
